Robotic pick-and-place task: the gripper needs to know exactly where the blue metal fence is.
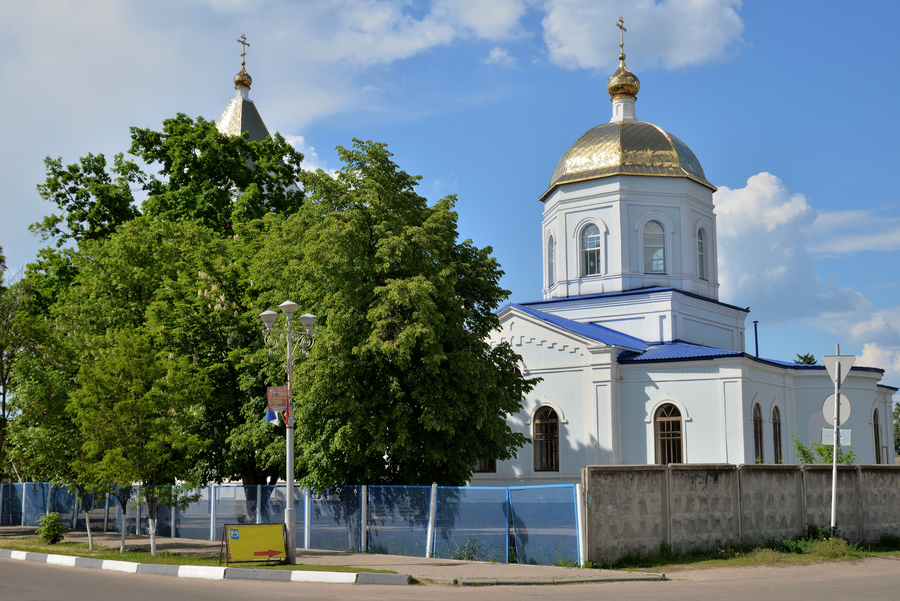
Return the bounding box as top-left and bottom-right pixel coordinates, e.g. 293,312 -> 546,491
0,482 -> 580,566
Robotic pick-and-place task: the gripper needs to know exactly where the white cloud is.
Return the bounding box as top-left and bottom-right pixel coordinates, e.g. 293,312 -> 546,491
484,46 -> 518,68
806,209 -> 900,255
715,172 -> 900,383
541,0 -> 745,71
858,343 -> 900,379
283,135 -> 337,176
715,173 -> 865,323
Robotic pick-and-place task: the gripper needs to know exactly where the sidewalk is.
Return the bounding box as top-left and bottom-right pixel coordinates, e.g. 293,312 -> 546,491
0,525 -> 664,585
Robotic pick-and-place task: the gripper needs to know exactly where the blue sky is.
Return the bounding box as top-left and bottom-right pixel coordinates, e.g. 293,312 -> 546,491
3,1 -> 900,386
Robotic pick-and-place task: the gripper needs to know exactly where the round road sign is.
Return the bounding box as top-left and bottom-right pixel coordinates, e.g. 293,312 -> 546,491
822,393 -> 851,426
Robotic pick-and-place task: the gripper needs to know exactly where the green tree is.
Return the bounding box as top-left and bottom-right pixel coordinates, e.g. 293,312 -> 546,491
31,113 -> 305,246
792,434 -> 856,465
6,320 -> 102,549
794,353 -> 817,365
0,248 -> 35,474
69,329 -> 205,555
132,113 -> 305,236
274,140 -> 533,489
31,154 -> 141,246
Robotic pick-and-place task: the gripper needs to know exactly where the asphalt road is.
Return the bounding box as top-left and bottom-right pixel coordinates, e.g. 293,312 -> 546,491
1,556 -> 899,600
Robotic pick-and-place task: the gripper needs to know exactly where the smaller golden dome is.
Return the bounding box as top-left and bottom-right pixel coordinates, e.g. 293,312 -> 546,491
607,53 -> 640,98
234,68 -> 252,89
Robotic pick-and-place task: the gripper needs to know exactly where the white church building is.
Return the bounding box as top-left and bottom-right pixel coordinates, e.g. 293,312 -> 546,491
472,43 -> 897,486
217,37 -> 896,488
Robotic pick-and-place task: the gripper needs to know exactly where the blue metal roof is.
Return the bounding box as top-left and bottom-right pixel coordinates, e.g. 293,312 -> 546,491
618,341 -> 742,362
499,303 -> 889,378
505,304 -> 649,351
518,287 -> 750,314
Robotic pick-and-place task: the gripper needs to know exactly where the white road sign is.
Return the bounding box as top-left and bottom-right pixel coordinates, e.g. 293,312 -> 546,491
822,428 -> 851,446
822,393 -> 851,426
823,355 -> 856,387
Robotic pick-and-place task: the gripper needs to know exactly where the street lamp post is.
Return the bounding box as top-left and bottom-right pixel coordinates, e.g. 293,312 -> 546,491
260,301 -> 317,564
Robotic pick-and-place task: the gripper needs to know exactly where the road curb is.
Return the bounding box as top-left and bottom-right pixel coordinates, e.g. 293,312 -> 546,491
0,548 -> 408,585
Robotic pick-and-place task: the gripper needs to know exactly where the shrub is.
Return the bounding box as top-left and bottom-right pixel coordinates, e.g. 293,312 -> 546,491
879,532 -> 900,550
36,512 -> 66,545
808,537 -> 849,558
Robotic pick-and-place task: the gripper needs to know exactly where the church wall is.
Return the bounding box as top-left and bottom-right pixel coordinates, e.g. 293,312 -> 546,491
619,363 -> 729,464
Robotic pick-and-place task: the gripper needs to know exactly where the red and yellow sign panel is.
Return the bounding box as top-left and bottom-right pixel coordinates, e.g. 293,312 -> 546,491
267,386 -> 289,412
225,524 -> 286,562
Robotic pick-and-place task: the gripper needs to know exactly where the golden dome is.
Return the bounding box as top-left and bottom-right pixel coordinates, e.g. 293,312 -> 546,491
541,121 -> 715,201
234,67 -> 252,89
607,54 -> 640,98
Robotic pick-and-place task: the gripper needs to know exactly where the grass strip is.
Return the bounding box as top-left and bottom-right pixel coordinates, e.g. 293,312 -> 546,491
0,537 -> 394,573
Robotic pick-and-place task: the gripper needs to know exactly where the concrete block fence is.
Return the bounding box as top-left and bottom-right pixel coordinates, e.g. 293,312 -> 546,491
582,463 -> 900,563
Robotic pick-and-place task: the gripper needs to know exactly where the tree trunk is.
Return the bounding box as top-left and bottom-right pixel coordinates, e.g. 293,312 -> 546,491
149,517 -> 157,556
83,499 -> 94,551
118,498 -> 127,553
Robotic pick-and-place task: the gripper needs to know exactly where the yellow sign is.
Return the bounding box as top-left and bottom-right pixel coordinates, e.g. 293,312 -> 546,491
224,524 -> 286,563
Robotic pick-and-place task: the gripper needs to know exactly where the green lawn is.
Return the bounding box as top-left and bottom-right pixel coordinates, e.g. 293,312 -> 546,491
592,535 -> 900,573
0,537 -> 394,573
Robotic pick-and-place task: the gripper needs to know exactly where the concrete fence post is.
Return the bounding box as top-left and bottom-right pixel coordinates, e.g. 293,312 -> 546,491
360,485 -> 368,553
46,484 -> 51,517
575,482 -> 586,566
0,483 -> 4,525
171,501 -> 177,538
799,467 -> 808,532
855,465 -> 864,541
21,484 -> 26,526
102,494 -> 109,532
664,466 -> 673,547
425,482 -> 438,558
736,466 -> 744,540
73,497 -> 80,529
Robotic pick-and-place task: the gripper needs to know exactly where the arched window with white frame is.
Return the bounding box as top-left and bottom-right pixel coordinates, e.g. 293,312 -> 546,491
753,403 -> 764,463
547,235 -> 555,286
643,221 -> 666,274
580,224 -> 601,276
534,407 -> 560,472
697,228 -> 708,281
654,403 -> 683,464
772,406 -> 783,464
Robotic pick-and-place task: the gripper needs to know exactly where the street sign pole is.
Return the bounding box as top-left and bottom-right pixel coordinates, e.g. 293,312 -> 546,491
830,344 -> 840,538
823,345 -> 856,539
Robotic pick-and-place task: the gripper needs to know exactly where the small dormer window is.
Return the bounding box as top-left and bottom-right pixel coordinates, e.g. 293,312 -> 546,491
643,221 -> 665,273
581,224 -> 601,276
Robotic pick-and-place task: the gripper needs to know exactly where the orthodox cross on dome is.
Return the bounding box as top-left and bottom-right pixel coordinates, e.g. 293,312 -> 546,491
617,16 -> 626,56
237,34 -> 250,68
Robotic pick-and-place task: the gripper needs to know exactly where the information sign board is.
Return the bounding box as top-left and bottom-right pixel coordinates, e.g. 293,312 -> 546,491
822,428 -> 851,446
220,523 -> 286,564
267,386 -> 289,412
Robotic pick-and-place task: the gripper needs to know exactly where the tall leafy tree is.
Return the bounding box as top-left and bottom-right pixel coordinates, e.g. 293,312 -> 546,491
31,154 -> 141,246
132,113 -> 305,236
69,329 -> 204,555
270,140 -> 533,489
0,248 -> 35,473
